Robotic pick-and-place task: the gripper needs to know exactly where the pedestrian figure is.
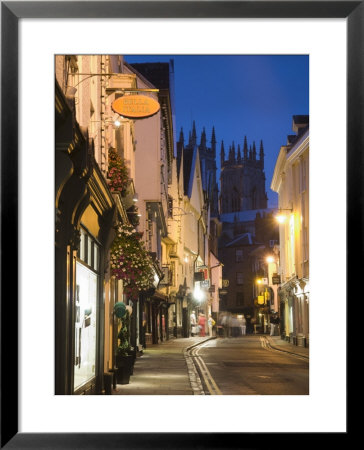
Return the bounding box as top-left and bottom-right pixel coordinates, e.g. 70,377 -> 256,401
190,310 -> 197,336
198,313 -> 206,337
221,313 -> 228,337
274,313 -> 280,335
208,314 -> 215,336
231,316 -> 240,337
270,312 -> 276,336
241,314 -> 246,335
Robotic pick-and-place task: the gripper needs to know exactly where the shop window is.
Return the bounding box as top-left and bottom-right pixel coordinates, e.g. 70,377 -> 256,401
74,227 -> 100,392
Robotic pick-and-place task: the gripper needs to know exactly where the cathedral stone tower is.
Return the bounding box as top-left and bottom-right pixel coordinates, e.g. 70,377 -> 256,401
220,136 -> 267,214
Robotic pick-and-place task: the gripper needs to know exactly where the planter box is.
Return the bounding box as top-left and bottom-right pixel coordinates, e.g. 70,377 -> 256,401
115,355 -> 133,385
127,350 -> 136,375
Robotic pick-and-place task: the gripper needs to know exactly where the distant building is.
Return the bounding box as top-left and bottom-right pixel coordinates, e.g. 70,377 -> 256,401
218,135 -> 278,319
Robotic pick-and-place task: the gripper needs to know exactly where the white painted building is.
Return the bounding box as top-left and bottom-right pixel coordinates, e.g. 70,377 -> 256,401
271,115 -> 309,347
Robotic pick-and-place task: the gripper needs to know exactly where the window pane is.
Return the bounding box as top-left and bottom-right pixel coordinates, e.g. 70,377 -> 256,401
80,230 -> 86,262
87,237 -> 92,267
236,272 -> 243,285
236,292 -> 244,306
74,262 -> 98,390
93,244 -> 99,271
236,249 -> 243,262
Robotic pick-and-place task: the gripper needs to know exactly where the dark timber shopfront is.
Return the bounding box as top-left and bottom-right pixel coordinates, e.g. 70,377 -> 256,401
55,81 -> 115,394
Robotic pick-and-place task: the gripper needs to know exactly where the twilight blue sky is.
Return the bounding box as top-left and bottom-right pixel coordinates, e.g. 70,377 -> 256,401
124,55 -> 309,208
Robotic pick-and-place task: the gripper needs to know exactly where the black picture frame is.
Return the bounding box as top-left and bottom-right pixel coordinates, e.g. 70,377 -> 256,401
1,1 -> 357,448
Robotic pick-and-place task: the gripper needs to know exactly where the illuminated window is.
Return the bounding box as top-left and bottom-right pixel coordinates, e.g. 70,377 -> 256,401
74,227 -> 100,392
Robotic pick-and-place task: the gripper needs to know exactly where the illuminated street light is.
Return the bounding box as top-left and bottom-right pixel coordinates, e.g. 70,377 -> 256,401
275,214 -> 287,224
193,285 -> 205,302
266,256 -> 275,264
274,207 -> 293,224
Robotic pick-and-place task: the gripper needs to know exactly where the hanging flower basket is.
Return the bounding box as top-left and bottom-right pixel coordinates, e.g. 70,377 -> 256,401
107,148 -> 130,196
110,224 -> 155,300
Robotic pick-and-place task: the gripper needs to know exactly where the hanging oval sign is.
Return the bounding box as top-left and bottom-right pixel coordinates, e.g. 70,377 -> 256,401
111,94 -> 160,119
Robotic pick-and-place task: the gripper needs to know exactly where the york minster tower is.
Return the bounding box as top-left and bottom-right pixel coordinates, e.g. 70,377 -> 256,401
220,137 -> 267,214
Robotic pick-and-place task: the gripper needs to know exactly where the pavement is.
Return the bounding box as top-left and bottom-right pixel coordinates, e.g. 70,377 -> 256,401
114,336 -> 214,395
267,335 -> 309,358
113,334 -> 309,395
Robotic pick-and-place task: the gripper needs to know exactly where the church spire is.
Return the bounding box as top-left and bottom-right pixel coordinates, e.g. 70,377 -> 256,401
243,136 -> 248,160
252,141 -> 257,160
200,127 -> 207,149
249,145 -> 252,160
179,127 -> 184,145
259,140 -> 264,168
228,142 -> 235,163
211,126 -> 216,155
191,120 -> 197,147
220,141 -> 225,165
237,144 -> 242,162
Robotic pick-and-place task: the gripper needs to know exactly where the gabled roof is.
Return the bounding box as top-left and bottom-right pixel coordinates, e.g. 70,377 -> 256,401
225,233 -> 254,247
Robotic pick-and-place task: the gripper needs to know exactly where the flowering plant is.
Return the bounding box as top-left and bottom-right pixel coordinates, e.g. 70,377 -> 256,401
110,224 -> 155,299
107,148 -> 130,196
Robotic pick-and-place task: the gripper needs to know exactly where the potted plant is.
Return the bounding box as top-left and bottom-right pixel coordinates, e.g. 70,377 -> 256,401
114,302 -> 133,384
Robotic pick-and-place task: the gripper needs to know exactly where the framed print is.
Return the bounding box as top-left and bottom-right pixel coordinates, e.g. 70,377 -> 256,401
1,0 -> 358,447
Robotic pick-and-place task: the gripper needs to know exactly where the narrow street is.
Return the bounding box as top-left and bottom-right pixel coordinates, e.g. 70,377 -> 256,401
115,335 -> 309,396
193,336 -> 309,395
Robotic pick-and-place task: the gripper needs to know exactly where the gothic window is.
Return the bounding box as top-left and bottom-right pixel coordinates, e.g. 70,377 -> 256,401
251,187 -> 257,209
232,186 -> 240,212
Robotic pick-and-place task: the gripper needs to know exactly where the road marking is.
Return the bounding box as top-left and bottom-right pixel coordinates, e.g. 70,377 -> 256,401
191,342 -> 222,395
261,336 -> 309,361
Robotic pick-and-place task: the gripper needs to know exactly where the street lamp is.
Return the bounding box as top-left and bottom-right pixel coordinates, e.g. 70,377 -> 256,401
193,284 -> 205,303
274,207 -> 293,224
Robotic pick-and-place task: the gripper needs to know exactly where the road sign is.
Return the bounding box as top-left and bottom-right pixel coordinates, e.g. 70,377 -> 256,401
272,275 -> 281,284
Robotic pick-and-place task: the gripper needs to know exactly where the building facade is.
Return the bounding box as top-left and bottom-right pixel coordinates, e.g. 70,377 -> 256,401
271,115 -> 309,347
